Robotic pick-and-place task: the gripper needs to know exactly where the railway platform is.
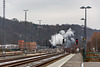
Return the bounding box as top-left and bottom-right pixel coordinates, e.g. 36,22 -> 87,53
47,53 -> 100,67
47,53 -> 83,67
61,53 -> 83,67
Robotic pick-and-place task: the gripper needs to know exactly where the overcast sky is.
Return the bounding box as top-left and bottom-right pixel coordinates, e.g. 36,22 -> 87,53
0,0 -> 100,29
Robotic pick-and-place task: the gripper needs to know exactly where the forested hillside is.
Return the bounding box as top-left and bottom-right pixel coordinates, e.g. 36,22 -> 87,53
0,17 -> 99,47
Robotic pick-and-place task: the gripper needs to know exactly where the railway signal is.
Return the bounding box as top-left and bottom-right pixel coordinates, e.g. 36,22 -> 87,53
76,39 -> 78,45
83,38 -> 85,41
63,39 -> 65,44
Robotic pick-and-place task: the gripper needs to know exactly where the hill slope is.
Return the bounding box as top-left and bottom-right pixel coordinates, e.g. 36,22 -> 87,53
0,17 -> 99,46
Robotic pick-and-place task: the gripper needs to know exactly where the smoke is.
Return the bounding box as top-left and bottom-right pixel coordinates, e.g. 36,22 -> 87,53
49,28 -> 75,47
71,38 -> 75,42
49,33 -> 63,46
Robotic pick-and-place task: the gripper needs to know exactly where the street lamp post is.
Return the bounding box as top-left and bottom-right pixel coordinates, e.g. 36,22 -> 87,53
80,6 -> 91,51
80,6 -> 92,61
24,9 -> 28,55
81,18 -> 85,49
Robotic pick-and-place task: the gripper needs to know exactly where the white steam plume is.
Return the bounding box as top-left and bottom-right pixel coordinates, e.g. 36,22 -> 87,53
49,34 -> 63,46
49,28 -> 75,47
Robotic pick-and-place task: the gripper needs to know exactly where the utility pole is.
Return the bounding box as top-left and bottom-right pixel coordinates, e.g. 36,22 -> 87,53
24,9 -> 28,56
3,0 -> 5,57
38,20 -> 42,49
38,20 -> 42,25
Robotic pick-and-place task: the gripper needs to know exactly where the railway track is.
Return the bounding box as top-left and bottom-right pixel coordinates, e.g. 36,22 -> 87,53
0,53 -> 46,63
0,54 -> 23,57
0,54 -> 17,57
0,53 -> 62,67
31,53 -> 68,67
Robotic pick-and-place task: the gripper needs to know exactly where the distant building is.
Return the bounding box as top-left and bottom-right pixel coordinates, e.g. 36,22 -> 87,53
18,40 -> 37,50
0,44 -> 18,49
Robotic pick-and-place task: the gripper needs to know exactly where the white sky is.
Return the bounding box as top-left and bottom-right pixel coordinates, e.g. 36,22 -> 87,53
0,0 -> 100,29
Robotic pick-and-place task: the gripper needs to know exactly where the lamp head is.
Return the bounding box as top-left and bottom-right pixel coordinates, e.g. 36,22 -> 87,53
81,18 -> 85,20
86,6 -> 92,9
23,9 -> 28,11
80,6 -> 85,9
